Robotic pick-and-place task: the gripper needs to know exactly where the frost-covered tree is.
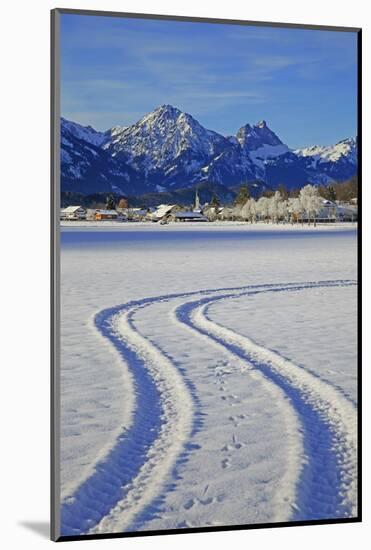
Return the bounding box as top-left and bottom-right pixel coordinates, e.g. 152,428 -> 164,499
203,205 -> 218,221
239,198 -> 258,223
249,198 -> 257,223
288,197 -> 304,224
220,207 -> 235,221
278,199 -> 289,223
257,196 -> 270,222
268,191 -> 282,223
232,202 -> 243,220
240,199 -> 250,221
299,184 -> 322,226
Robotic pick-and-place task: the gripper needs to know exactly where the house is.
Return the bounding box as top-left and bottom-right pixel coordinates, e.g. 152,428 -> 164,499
127,208 -> 149,221
86,208 -> 98,221
150,204 -> 181,222
94,209 -> 119,221
116,208 -> 150,221
316,200 -> 358,222
336,204 -> 358,222
317,200 -> 338,221
173,211 -> 208,222
60,206 -> 86,220
132,208 -> 149,221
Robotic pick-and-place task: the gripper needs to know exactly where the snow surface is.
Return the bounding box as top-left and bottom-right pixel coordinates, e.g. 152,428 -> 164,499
61,220 -> 356,232
59,224 -> 358,536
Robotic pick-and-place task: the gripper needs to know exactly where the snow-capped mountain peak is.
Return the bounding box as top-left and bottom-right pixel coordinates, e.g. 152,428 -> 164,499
234,120 -> 290,175
61,117 -> 108,148
295,137 -> 357,165
104,104 -> 228,179
60,108 -> 358,197
236,120 -> 285,150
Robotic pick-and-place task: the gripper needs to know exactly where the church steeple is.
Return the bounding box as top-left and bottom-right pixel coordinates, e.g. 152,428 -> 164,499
194,187 -> 200,212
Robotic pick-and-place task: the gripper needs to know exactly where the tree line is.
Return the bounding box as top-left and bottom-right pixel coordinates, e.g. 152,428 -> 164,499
204,184 -> 327,225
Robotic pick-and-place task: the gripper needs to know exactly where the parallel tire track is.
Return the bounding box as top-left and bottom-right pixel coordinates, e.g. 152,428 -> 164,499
61,279 -> 357,535
176,281 -> 357,520
61,295 -> 195,536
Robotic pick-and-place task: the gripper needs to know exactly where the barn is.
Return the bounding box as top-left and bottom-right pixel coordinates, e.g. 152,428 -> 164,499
174,211 -> 208,222
60,206 -> 86,220
94,209 -> 119,221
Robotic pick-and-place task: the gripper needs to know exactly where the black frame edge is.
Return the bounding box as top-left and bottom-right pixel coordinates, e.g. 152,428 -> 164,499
56,517 -> 361,543
356,27 -> 362,523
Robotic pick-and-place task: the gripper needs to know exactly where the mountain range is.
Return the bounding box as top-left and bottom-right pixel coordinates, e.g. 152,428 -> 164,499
61,104 -> 357,199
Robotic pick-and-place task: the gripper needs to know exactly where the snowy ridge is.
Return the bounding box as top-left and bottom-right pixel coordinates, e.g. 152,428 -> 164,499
61,117 -> 108,148
295,138 -> 357,165
61,106 -> 357,196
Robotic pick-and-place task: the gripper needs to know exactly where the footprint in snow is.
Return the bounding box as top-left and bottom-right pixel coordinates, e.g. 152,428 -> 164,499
183,496 -> 215,510
221,458 -> 231,469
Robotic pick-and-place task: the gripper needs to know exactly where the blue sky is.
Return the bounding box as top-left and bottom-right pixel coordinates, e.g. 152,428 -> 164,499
60,13 -> 358,148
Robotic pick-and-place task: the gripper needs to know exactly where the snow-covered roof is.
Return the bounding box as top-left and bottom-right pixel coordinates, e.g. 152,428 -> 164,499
337,205 -> 357,215
154,204 -> 176,218
321,200 -> 336,206
175,211 -> 208,219
95,209 -> 118,215
61,205 -> 85,213
131,209 -> 148,216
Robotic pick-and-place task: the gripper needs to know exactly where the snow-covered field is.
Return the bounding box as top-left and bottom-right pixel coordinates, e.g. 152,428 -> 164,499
59,224 -> 358,536
61,220 -> 356,231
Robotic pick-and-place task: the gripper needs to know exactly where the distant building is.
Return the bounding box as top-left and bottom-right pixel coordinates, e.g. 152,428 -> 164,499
60,206 -> 86,220
150,204 -> 182,222
315,200 -> 358,222
317,200 -> 338,221
116,208 -> 149,221
336,204 -> 358,222
128,208 -> 149,221
94,209 -> 119,221
86,209 -> 98,221
174,211 -> 208,222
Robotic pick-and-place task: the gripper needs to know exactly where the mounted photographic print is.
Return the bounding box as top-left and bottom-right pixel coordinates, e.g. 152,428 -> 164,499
51,8 -> 361,542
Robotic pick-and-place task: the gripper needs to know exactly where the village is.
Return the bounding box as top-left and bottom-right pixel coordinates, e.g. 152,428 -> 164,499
60,185 -> 358,225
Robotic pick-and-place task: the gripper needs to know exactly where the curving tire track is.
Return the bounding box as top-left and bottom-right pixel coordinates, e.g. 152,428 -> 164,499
176,281 -> 357,520
60,279 -> 357,535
